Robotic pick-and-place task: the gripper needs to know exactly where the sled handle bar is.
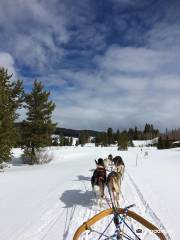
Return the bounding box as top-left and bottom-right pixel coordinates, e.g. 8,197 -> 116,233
73,208 -> 167,240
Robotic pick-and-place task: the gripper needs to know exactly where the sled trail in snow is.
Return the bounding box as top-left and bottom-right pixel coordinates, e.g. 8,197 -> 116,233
63,170 -> 171,240
1,146 -> 177,240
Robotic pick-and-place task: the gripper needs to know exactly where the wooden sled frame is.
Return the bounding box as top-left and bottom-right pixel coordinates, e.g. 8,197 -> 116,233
73,208 -> 166,240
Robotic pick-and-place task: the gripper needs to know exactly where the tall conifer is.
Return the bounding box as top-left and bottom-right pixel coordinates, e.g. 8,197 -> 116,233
22,80 -> 56,164
0,68 -> 23,164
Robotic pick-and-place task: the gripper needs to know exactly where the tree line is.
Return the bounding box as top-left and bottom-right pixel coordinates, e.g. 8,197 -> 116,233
1,67 -> 178,165
77,125 -> 159,150
0,68 -> 56,165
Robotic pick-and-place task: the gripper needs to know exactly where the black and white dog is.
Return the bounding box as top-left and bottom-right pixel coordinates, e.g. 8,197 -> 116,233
91,158 -> 106,207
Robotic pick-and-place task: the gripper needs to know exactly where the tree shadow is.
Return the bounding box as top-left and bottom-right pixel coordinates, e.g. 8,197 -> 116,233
11,156 -> 24,166
60,189 -> 94,208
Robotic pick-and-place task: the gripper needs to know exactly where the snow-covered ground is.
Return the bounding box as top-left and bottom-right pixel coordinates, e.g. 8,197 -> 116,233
0,146 -> 179,240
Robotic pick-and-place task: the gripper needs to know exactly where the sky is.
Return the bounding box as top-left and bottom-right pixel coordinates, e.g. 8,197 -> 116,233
0,0 -> 180,131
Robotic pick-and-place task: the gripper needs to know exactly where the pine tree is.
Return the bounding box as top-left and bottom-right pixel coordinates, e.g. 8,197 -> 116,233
134,126 -> 138,140
69,137 -> 73,146
118,131 -> 128,150
157,136 -> 164,149
0,68 -> 24,164
22,80 -> 56,164
59,134 -> 65,146
102,132 -> 108,146
79,130 -> 89,146
64,137 -> 70,146
75,139 -> 79,146
95,133 -> 101,147
107,128 -> 114,145
115,129 -> 120,142
164,136 -> 171,149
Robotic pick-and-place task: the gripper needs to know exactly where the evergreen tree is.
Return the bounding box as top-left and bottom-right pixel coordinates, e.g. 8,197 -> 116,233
0,68 -> 24,164
128,128 -> 133,141
134,126 -> 138,140
102,132 -> 108,146
128,139 -> 134,147
95,133 -> 102,147
22,80 -> 56,164
69,137 -> 73,146
118,131 -> 129,150
164,136 -> 171,149
75,139 -> 79,146
107,128 -> 114,145
157,136 -> 164,149
64,137 -> 70,146
115,129 -> 120,142
59,134 -> 65,146
79,130 -> 89,146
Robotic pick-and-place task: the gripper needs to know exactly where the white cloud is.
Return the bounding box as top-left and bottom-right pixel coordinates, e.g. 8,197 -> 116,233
0,0 -> 180,131
97,46 -> 169,73
153,75 -> 180,90
0,52 -> 17,78
49,41 -> 180,130
0,0 -> 69,70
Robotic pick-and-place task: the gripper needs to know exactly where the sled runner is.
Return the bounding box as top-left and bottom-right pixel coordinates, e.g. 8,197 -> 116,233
73,205 -> 167,240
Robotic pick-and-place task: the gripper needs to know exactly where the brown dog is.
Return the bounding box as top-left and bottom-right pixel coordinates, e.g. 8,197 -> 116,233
107,171 -> 122,207
113,156 -> 125,178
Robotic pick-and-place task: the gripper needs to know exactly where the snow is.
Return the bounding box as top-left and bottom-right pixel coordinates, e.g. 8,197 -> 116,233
133,137 -> 158,147
0,145 -> 179,240
172,141 -> 180,144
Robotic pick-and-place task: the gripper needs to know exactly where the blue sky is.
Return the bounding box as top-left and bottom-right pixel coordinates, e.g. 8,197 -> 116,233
0,0 -> 180,131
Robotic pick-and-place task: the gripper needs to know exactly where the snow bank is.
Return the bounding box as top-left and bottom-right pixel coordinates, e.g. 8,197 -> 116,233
0,146 -> 179,239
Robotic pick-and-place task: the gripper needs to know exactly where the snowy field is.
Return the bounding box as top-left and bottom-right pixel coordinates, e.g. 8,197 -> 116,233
0,146 -> 180,240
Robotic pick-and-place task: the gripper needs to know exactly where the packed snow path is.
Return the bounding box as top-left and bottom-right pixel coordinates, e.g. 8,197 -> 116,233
0,146 -> 179,240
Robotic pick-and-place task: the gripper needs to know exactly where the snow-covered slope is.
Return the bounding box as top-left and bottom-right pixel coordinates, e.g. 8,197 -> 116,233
0,146 -> 179,239
133,137 -> 158,147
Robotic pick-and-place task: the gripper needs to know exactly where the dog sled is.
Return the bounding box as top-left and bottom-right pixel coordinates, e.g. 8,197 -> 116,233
73,156 -> 167,239
73,205 -> 167,240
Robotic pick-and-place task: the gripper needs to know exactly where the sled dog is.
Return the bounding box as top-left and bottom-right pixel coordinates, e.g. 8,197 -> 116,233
91,158 -> 106,207
106,171 -> 122,207
113,156 -> 125,178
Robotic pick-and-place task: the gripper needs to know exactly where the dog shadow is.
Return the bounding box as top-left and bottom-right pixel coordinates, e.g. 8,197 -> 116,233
76,175 -> 91,181
60,189 -> 94,208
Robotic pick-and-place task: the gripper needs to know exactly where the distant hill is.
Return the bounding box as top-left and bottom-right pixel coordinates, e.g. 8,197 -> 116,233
14,122 -> 104,138
54,127 -> 104,138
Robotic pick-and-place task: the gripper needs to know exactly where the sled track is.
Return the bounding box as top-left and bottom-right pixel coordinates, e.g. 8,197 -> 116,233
126,171 -> 172,240
70,169 -> 172,240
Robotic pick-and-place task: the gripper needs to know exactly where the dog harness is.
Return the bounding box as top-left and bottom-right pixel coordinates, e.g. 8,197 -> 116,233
91,167 -> 106,186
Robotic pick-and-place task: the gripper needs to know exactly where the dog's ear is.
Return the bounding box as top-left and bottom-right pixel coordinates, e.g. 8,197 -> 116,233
95,159 -> 98,165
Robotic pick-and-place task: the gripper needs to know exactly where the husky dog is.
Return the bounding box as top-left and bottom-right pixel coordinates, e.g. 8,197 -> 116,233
108,154 -> 113,164
103,158 -> 111,169
91,158 -> 106,207
103,154 -> 114,170
113,156 -> 125,178
106,171 -> 122,207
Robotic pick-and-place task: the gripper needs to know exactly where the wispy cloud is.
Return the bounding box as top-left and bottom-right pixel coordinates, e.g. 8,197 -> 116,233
1,0 -> 180,130
0,52 -> 17,78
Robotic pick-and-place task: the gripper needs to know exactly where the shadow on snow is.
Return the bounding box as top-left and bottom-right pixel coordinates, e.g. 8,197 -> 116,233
60,189 -> 94,208
75,175 -> 91,181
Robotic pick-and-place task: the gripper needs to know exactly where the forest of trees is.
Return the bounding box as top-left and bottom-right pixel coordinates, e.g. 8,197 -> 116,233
0,67 -> 179,165
0,68 -> 56,165
93,125 -> 159,149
